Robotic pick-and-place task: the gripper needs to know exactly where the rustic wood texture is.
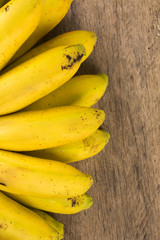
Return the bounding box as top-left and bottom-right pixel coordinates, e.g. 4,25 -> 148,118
43,0 -> 160,239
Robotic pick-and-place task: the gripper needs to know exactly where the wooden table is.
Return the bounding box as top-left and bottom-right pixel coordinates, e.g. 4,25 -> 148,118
45,0 -> 160,239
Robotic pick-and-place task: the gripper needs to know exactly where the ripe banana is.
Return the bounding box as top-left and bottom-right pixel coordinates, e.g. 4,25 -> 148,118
24,74 -> 108,111
6,192 -> 93,214
0,106 -> 105,151
10,0 -> 73,63
5,30 -> 97,72
0,0 -> 43,70
0,150 -> 93,198
0,44 -> 86,115
0,191 -> 59,240
25,130 -> 110,163
32,210 -> 64,239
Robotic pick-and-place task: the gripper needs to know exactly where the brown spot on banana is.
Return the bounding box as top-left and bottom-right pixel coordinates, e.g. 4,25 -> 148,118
61,52 -> 84,70
0,223 -> 8,230
5,5 -> 9,11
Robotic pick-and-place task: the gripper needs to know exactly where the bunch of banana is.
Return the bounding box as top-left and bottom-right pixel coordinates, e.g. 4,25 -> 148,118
0,1 -> 110,239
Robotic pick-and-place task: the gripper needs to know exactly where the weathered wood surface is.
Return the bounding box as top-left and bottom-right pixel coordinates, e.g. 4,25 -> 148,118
45,0 -> 160,239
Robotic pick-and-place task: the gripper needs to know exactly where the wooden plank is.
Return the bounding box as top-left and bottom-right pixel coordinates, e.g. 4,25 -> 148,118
45,0 -> 160,239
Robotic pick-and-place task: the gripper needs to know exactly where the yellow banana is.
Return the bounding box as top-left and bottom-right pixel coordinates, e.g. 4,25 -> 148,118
24,74 -> 108,111
0,150 -> 93,198
6,192 -> 93,215
0,44 -> 86,115
25,130 -> 110,163
0,106 -> 105,151
10,0 -> 73,63
0,191 -> 59,240
32,210 -> 64,239
5,30 -> 97,72
0,0 -> 43,71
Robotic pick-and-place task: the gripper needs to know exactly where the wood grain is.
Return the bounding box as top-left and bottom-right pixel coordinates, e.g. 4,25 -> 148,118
42,0 -> 160,239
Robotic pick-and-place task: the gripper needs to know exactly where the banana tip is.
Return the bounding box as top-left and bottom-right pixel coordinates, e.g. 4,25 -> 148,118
97,73 -> 109,86
104,131 -> 111,142
84,194 -> 93,210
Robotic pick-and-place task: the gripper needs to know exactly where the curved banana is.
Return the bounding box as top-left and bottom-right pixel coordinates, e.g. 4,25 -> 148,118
0,106 -> 105,151
0,0 -> 43,70
10,0 -> 73,63
0,150 -> 93,198
5,30 -> 97,72
0,44 -> 86,115
24,74 -> 108,111
0,191 -> 59,240
33,210 -> 64,239
25,130 -> 110,163
6,193 -> 93,215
